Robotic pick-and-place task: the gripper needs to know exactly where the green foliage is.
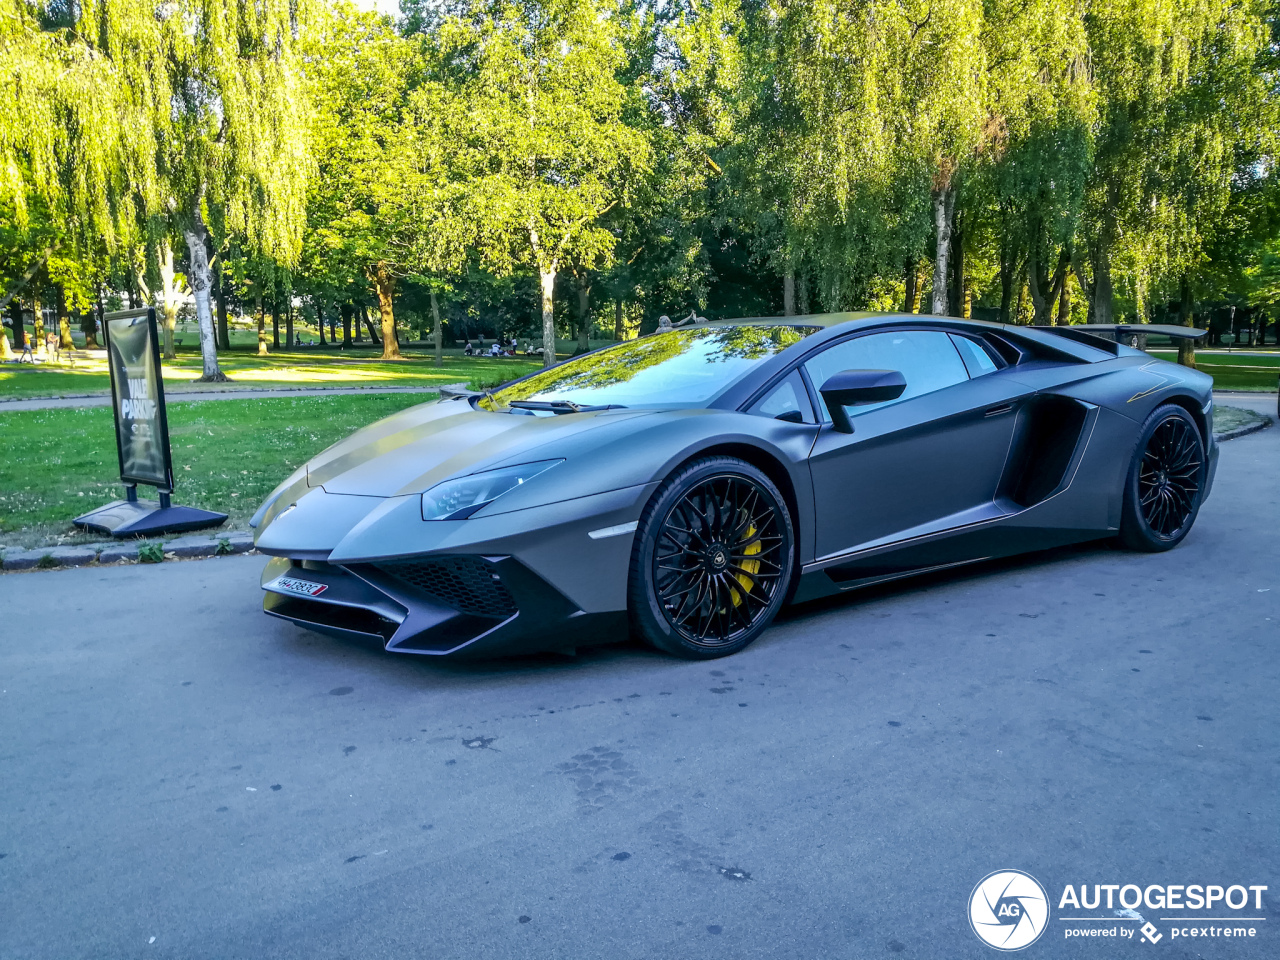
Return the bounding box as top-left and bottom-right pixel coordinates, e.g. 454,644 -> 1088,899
137,541 -> 165,563
3,0 -> 1278,357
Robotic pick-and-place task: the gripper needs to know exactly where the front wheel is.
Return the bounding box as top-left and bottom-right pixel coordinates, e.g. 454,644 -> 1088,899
1118,404 -> 1205,552
629,457 -> 795,659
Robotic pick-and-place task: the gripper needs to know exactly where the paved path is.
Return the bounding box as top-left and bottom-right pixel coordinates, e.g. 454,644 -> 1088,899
2,422 -> 1278,959
0,384 -> 450,412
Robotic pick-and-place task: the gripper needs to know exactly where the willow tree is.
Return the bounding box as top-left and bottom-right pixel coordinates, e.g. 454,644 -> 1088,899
1078,0 -> 1272,329
156,0 -> 312,380
0,0 -> 165,354
451,0 -> 651,366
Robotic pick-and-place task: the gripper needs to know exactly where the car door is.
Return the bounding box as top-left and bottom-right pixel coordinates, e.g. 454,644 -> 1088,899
804,329 -> 1031,561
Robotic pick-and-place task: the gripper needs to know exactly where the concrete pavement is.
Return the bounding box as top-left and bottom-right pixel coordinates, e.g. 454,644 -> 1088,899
1,425 -> 1278,959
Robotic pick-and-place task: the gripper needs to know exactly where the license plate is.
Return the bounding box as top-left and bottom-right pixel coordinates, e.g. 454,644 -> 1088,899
269,575 -> 328,597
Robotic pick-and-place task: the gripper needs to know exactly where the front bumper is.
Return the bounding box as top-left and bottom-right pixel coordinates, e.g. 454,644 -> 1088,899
262,554 -> 627,657
256,483 -> 657,657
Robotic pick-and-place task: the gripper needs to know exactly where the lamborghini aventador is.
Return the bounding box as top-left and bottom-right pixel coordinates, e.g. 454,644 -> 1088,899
250,312 -> 1214,660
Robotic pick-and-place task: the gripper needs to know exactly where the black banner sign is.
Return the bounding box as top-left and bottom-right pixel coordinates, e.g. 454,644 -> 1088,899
103,307 -> 174,489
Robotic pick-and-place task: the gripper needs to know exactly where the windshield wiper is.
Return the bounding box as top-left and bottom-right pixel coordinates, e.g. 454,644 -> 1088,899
507,400 -> 626,414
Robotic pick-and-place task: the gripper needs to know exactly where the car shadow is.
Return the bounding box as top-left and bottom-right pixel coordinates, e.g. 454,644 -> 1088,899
277,539 -> 1120,681
775,539 -> 1116,627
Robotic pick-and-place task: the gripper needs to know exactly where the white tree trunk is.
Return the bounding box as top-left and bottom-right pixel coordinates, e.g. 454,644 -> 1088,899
783,267 -> 795,316
183,212 -> 226,381
931,186 -> 955,316
430,289 -> 442,367
540,267 -> 556,368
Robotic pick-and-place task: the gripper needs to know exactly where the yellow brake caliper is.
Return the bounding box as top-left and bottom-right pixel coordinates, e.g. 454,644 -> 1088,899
730,515 -> 761,607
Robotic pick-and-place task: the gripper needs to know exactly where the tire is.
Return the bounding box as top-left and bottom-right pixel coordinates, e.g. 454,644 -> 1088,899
628,456 -> 795,659
1118,403 -> 1206,552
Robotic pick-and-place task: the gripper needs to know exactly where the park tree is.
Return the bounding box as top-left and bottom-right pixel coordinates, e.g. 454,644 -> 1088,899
304,3 -> 474,362
447,0 -> 652,366
2,0 -> 310,378
1076,0 -> 1274,334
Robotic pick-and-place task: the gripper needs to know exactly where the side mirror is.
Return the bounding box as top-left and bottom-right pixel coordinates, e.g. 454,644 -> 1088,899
819,369 -> 907,433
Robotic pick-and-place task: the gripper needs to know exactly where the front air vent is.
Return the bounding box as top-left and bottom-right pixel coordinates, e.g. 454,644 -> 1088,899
376,556 -> 517,619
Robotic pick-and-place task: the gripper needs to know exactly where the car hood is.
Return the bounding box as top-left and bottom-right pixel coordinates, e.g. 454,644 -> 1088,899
304,397 -> 654,497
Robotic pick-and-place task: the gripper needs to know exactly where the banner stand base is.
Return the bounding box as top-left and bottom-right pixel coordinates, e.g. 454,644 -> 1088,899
74,492 -> 229,538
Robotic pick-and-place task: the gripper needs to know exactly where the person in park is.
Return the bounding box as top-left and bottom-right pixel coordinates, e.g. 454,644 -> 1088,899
464,340 -> 474,356
18,331 -> 34,363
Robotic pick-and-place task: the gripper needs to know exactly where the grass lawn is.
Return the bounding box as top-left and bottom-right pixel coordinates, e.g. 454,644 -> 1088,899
0,346 -> 542,400
1148,350 -> 1279,391
0,393 -> 433,549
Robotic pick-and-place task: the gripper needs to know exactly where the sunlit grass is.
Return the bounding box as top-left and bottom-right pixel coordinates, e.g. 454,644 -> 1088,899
0,393 -> 435,548
0,349 -> 541,398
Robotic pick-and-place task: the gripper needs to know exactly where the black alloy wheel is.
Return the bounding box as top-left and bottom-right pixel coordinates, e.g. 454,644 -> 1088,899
630,456 -> 794,659
1119,404 -> 1205,552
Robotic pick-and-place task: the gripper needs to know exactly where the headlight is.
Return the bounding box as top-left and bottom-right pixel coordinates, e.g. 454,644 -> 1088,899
420,460 -> 563,520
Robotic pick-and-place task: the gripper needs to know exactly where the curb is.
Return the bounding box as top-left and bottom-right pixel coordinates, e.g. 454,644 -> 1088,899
0,532 -> 256,573
1215,417 -> 1273,442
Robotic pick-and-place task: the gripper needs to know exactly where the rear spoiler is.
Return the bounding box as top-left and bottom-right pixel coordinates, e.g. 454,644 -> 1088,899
1031,323 -> 1207,354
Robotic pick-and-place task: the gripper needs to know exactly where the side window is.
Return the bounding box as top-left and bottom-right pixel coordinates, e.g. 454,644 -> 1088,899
949,334 -> 1000,378
748,370 -> 816,423
803,330 -> 970,420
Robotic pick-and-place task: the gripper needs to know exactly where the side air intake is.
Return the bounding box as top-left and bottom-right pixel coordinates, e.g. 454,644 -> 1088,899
1002,396 -> 1091,508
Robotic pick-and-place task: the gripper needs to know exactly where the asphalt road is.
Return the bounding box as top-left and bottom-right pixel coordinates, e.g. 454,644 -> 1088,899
2,425 -> 1278,959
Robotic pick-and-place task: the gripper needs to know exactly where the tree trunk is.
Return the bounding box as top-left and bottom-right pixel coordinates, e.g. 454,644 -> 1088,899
352,303 -> 363,342
271,298 -> 280,349
181,212 -> 227,381
798,271 -> 810,314
930,184 -> 956,316
215,259 -> 230,351
32,295 -> 46,358
529,226 -> 558,367
903,259 -> 918,314
577,277 -> 591,354
540,267 -> 556,367
256,291 -> 268,356
1056,265 -> 1071,325
80,308 -> 98,349
363,306 -> 382,344
371,263 -> 400,359
614,298 -> 624,340
0,301 -> 12,359
948,212 -> 965,317
159,241 -> 179,359
57,285 -> 73,350
783,267 -> 795,316
315,301 -> 327,346
285,296 -> 294,350
430,289 -> 442,367
340,302 -> 352,347
1027,241 -> 1049,325
1177,274 -> 1196,369
1086,221 -> 1115,326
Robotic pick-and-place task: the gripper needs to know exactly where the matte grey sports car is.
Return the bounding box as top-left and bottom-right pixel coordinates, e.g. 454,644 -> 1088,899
251,312 -> 1215,660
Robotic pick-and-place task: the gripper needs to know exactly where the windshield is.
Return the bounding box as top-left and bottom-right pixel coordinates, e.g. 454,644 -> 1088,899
478,325 -> 819,412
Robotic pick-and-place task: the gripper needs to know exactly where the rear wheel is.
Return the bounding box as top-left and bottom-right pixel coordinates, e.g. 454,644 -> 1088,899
629,457 -> 794,659
1118,404 -> 1205,552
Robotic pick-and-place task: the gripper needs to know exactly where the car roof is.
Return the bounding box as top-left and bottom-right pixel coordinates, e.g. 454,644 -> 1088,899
708,311 -> 1013,333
